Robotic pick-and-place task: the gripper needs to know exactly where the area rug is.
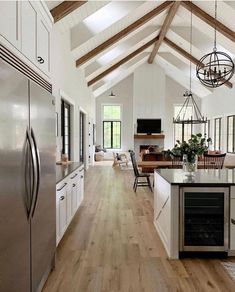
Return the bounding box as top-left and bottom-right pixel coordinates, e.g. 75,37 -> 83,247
221,262 -> 235,282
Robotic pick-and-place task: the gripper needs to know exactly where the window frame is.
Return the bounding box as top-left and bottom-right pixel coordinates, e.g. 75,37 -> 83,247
103,120 -> 121,149
102,104 -> 122,150
214,117 -> 222,151
227,115 -> 235,153
61,99 -> 71,159
173,104 -> 193,143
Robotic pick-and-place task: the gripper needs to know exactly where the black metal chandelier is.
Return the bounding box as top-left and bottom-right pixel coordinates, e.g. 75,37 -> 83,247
196,0 -> 234,88
173,2 -> 207,126
173,91 -> 207,124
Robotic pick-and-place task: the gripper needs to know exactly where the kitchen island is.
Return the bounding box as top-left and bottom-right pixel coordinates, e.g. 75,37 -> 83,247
154,169 -> 235,259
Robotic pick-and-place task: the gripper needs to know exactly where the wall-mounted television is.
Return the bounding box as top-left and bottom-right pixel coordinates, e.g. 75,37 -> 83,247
137,119 -> 161,134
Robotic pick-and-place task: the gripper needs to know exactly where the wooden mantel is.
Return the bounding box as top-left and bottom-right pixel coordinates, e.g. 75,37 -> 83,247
134,134 -> 165,139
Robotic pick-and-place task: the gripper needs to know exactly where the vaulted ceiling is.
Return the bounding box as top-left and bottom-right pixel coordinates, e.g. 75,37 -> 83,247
46,1 -> 235,98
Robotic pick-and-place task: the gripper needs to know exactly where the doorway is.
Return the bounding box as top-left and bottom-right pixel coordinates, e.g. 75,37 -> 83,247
79,111 -> 85,162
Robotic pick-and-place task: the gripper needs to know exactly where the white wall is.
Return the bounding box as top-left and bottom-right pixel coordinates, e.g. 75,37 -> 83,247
51,27 -> 95,163
133,63 -> 166,127
201,86 -> 235,153
95,62 -> 203,153
95,75 -> 134,151
165,77 -> 201,149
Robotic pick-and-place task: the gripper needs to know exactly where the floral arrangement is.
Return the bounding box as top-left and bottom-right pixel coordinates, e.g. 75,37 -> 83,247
169,133 -> 212,163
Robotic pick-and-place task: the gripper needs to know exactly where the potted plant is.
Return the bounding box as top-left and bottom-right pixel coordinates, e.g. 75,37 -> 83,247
169,133 -> 212,174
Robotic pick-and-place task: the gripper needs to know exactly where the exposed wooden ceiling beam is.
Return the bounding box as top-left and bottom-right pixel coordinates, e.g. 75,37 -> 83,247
148,1 -> 181,64
87,36 -> 159,87
164,37 -> 233,89
51,1 -> 87,23
76,1 -> 173,67
181,1 -> 235,42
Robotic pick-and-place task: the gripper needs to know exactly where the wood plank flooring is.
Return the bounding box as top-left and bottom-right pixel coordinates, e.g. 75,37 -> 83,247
43,163 -> 235,292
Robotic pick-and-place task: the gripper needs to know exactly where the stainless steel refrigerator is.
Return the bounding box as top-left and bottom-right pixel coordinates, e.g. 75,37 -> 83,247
0,59 -> 56,292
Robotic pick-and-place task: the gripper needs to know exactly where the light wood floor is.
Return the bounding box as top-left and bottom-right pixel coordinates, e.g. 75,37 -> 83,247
43,163 -> 235,292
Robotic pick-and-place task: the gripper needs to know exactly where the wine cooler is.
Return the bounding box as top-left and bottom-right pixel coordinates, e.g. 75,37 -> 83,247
180,187 -> 229,252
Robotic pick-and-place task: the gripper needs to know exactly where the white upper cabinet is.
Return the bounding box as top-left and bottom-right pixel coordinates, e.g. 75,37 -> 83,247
37,15 -> 50,75
0,0 -> 53,78
21,1 -> 37,63
0,1 -> 20,48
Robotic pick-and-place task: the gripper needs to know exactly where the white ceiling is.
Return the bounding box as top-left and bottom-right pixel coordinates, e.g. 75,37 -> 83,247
45,1 -> 235,98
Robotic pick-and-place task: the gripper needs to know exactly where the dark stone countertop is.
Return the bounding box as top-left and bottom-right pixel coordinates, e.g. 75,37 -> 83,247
155,169 -> 235,186
56,162 -> 84,184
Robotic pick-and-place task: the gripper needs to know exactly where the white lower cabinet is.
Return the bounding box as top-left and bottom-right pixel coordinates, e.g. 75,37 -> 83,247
79,168 -> 85,204
230,198 -> 235,250
56,165 -> 84,245
56,182 -> 67,245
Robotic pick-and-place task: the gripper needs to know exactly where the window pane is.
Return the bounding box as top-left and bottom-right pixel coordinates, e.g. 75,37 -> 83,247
174,124 -> 182,143
103,122 -> 112,148
227,116 -> 234,152
184,124 -> 192,142
112,122 -> 121,149
214,118 -> 221,150
174,105 -> 193,143
103,105 -> 121,120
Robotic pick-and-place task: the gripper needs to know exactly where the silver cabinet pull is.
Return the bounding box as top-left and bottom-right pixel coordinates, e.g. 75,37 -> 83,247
60,196 -> 65,201
71,173 -> 78,179
231,218 -> 235,225
57,183 -> 67,191
79,168 -> 84,172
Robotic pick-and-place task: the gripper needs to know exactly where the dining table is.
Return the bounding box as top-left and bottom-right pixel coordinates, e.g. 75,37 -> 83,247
137,160 -> 235,169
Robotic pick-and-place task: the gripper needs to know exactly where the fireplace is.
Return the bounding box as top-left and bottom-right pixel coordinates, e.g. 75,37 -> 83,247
139,144 -> 159,153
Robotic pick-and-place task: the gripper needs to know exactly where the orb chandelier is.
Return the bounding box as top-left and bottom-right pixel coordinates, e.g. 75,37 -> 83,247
196,0 -> 234,88
173,1 -> 207,126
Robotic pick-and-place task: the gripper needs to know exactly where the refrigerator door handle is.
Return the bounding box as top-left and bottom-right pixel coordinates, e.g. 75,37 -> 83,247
30,127 -> 41,217
26,127 -> 37,218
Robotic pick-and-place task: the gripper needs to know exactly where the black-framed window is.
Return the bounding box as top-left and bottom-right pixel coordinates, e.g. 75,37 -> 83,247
103,121 -> 121,149
214,118 -> 222,150
80,111 -> 85,162
102,105 -> 121,149
61,100 -> 71,159
227,115 -> 235,153
204,119 -> 210,138
174,105 -> 193,143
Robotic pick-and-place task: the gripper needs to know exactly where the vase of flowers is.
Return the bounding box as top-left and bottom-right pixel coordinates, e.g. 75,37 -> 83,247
169,133 -> 212,175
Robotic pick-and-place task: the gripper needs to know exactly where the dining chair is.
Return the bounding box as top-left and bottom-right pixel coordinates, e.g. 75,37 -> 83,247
203,153 -> 226,169
130,151 -> 153,192
171,155 -> 183,169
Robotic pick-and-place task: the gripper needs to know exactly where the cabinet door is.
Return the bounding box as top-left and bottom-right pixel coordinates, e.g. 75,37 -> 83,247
56,191 -> 60,245
71,182 -> 78,215
66,187 -> 72,225
0,1 -> 20,48
230,199 -> 235,250
80,169 -> 85,203
21,1 -> 37,63
56,183 -> 67,241
37,14 -> 50,75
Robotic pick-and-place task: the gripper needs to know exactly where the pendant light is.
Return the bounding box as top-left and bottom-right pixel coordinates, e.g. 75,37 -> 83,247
109,91 -> 116,98
173,2 -> 207,125
196,0 -> 234,88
